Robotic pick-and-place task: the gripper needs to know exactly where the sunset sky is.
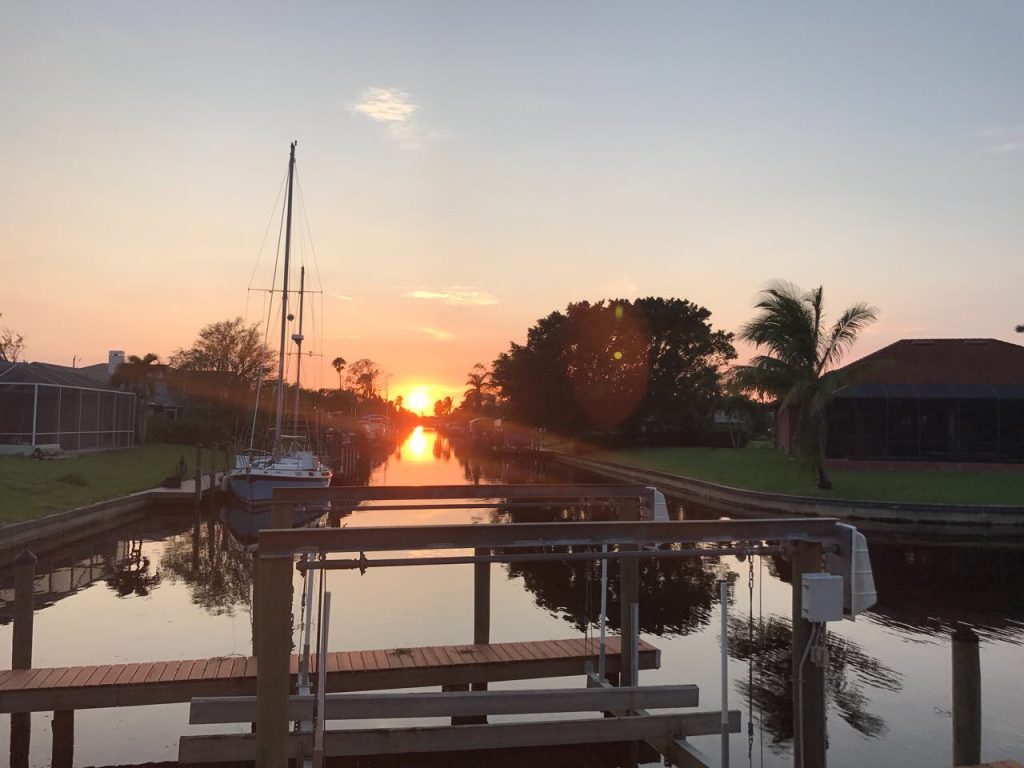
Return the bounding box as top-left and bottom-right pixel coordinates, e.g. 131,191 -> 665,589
3,2 -> 1022,406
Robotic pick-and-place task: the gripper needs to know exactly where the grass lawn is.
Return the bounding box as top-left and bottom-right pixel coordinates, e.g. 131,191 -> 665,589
0,443 -> 204,524
589,446 -> 1024,506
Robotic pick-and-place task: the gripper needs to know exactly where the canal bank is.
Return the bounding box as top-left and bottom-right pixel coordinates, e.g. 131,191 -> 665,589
554,454 -> 1024,529
0,473 -> 223,567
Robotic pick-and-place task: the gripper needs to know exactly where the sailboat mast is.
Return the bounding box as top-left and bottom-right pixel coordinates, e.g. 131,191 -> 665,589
274,141 -> 296,452
292,266 -> 305,435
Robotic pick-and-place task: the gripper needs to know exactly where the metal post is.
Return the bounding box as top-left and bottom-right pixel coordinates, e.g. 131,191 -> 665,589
598,543 -> 608,680
11,550 -> 37,768
313,591 -> 331,768
618,501 -> 640,691
255,501 -> 295,768
792,542 -> 826,768
952,626 -> 981,766
720,579 -> 730,768
31,384 -> 38,447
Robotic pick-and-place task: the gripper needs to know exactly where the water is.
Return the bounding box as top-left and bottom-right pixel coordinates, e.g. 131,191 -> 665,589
1,427 -> 1022,766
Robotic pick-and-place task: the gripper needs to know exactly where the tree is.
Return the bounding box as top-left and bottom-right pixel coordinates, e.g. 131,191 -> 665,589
111,353 -> 161,397
462,363 -> 494,412
491,298 -> 736,436
0,313 -> 26,363
170,317 -> 275,389
731,282 -> 877,489
331,356 -> 347,388
433,396 -> 453,418
345,358 -> 382,399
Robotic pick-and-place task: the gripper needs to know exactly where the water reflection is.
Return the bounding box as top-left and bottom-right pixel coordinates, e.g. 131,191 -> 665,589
160,517 -> 254,615
728,614 -> 902,751
106,538 -> 162,598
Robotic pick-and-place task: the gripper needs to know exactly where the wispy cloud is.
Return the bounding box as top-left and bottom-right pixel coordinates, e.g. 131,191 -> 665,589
349,87 -> 441,150
403,286 -> 499,306
416,326 -> 455,341
326,292 -> 354,302
980,126 -> 1024,154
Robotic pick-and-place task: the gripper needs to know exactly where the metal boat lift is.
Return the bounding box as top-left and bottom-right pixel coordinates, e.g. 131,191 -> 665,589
178,484 -> 874,768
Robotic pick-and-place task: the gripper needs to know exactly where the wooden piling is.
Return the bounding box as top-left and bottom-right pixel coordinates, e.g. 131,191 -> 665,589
791,541 -> 826,768
952,626 -> 981,766
209,443 -> 217,495
12,549 -> 36,669
194,444 -> 203,508
51,709 -> 74,768
10,550 -> 36,768
462,548 -> 492,724
255,501 -> 295,768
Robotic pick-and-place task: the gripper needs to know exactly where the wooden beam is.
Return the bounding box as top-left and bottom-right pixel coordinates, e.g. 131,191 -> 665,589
792,541 -> 826,768
180,711 -> 740,763
272,483 -> 658,504
190,684 -> 701,724
255,502 -> 293,768
258,519 -> 842,558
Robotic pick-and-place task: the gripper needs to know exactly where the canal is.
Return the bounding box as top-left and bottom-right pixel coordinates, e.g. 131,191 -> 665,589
1,427 -> 1022,766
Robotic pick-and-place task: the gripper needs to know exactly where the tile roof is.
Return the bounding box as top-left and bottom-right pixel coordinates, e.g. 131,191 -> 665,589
833,338 -> 1024,399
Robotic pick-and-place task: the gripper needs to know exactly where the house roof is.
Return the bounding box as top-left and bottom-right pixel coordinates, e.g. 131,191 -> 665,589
0,361 -> 122,391
833,338 -> 1024,400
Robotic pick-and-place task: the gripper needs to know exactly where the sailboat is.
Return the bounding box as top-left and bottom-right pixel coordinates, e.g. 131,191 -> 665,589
227,142 -> 333,504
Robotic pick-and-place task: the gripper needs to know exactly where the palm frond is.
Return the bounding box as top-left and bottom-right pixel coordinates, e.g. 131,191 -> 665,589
818,303 -> 878,374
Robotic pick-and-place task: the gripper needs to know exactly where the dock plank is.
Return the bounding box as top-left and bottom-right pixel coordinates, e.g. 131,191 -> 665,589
0,637 -> 660,714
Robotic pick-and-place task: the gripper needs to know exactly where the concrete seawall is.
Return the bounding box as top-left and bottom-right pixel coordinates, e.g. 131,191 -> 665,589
554,455 -> 1024,529
0,474 -> 222,566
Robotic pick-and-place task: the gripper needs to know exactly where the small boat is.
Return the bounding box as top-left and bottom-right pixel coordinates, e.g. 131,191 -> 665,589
227,142 -> 332,504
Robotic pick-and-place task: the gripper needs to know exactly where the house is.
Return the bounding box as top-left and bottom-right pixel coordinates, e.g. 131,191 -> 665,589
0,358 -> 137,454
819,338 -> 1024,465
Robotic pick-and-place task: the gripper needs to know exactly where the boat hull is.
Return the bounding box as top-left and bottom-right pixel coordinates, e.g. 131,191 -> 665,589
228,473 -> 332,504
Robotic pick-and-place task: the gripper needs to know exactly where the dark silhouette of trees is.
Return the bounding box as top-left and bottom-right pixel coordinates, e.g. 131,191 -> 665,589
732,282 -> 877,489
331,356 -> 347,388
111,353 -> 163,443
462,363 -> 495,413
491,298 -> 735,438
170,317 -> 275,390
0,313 -> 26,363
433,396 -> 453,418
345,358 -> 382,399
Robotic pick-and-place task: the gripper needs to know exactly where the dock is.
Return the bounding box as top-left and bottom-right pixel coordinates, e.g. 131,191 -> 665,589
0,636 -> 658,714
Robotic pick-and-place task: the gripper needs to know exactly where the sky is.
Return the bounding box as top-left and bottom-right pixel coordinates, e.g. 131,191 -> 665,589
2,2 -> 1022,406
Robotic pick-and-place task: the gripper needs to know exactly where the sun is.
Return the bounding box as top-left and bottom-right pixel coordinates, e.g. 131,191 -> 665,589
407,388 -> 430,413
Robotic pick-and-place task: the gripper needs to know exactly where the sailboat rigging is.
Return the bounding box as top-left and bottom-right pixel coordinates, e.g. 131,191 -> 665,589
227,141 -> 333,504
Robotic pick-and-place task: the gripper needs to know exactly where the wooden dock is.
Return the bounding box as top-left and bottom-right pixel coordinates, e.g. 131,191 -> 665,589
0,636 -> 659,714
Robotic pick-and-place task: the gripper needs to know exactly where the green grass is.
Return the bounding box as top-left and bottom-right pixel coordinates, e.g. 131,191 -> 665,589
0,444 -> 201,523
588,446 -> 1024,506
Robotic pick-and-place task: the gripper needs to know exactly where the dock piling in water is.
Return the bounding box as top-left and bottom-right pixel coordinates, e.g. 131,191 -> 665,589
952,626 -> 982,766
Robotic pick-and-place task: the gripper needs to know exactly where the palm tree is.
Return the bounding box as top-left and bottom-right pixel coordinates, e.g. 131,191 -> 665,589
331,357 -> 346,389
463,363 -> 491,412
732,282 -> 877,489
111,353 -> 162,444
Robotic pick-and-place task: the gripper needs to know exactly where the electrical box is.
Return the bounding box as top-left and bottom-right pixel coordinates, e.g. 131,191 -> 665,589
801,574 -> 844,622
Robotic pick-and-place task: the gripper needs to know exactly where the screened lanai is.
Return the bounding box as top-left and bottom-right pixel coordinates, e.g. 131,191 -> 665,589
0,362 -> 136,453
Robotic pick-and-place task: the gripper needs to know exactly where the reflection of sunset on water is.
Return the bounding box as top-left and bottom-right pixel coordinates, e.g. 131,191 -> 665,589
403,425 -> 431,461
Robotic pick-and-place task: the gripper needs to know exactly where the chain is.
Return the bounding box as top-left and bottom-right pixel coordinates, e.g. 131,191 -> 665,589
747,553 -> 755,760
